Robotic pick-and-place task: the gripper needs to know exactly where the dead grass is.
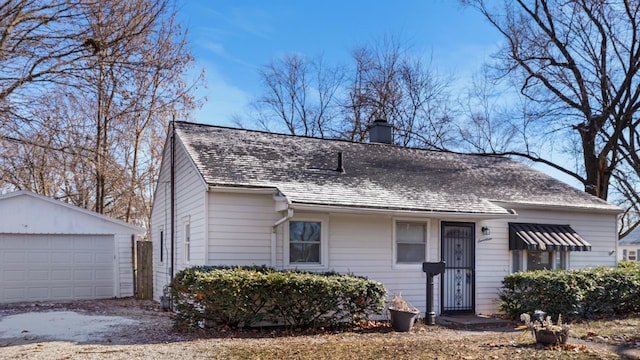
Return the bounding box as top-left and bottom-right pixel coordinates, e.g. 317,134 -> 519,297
572,315 -> 640,349
174,321 -> 631,360
2,299 -> 640,359
189,325 -> 621,360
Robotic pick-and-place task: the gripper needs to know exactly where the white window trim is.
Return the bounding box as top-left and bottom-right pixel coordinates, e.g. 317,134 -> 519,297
284,215 -> 329,269
512,250 -> 569,272
183,217 -> 191,265
392,218 -> 430,269
159,225 -> 164,264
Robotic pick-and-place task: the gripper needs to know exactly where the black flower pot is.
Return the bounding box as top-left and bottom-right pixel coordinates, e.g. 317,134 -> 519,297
389,308 -> 419,332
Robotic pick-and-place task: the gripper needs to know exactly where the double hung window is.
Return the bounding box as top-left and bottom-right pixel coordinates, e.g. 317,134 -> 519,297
288,220 -> 322,264
395,221 -> 427,264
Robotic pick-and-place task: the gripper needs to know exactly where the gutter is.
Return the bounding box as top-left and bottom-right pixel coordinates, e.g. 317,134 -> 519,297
208,185 -> 279,195
289,203 -> 518,219
489,200 -> 623,215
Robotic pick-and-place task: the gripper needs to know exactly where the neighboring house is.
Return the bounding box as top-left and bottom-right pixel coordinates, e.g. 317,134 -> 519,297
150,120 -> 622,316
619,227 -> 640,261
0,191 -> 144,303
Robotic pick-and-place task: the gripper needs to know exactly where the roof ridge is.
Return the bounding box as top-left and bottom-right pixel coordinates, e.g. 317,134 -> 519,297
173,120 -> 509,160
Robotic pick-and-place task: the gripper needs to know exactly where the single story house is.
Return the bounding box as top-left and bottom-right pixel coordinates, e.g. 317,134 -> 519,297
0,190 -> 144,303
619,227 -> 640,261
151,120 -> 621,316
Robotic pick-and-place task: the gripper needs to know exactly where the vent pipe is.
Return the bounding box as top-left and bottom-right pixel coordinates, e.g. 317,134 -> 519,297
369,119 -> 392,144
336,152 -> 345,173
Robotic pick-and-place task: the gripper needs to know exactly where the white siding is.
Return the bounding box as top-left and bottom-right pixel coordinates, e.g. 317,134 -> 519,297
511,209 -> 618,269
207,192 -> 278,266
473,209 -> 619,315
618,245 -> 640,261
322,214 -> 433,316
274,212 -> 442,317
474,218 -> 512,315
150,135 -> 208,301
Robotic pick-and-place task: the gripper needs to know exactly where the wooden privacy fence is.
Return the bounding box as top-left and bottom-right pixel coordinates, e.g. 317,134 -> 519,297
135,241 -> 153,300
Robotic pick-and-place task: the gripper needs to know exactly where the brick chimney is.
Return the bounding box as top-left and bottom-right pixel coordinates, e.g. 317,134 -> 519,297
369,119 -> 392,144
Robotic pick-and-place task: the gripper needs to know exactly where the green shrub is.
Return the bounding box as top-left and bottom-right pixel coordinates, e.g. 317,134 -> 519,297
170,266 -> 387,330
499,270 -> 584,320
499,264 -> 640,320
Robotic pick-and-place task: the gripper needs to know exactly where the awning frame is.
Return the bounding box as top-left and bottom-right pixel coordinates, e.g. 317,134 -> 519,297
509,222 -> 591,252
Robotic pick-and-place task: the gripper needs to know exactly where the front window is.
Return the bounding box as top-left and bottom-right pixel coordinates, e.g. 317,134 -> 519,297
395,221 -> 427,264
289,221 -> 321,264
629,250 -> 637,261
512,250 -> 567,271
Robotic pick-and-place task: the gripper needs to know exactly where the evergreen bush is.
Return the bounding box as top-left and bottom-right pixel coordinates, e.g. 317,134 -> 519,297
170,266 -> 387,330
499,264 -> 640,320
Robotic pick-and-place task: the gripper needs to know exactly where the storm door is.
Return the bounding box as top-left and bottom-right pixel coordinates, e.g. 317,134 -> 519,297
441,222 -> 475,313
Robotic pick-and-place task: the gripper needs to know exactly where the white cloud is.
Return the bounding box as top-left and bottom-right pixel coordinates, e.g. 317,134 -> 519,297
190,60 -> 252,127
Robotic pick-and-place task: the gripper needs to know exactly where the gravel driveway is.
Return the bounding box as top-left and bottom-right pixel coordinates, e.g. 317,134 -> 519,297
0,298 -> 185,359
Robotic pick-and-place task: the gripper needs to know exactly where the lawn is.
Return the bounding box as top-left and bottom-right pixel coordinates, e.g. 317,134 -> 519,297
182,317 -> 640,360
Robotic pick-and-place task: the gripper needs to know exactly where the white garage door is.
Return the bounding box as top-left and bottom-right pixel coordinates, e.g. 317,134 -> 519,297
0,234 -> 115,303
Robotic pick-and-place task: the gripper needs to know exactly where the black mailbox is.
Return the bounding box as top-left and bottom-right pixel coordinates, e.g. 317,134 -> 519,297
422,261 -> 445,275
422,261 -> 446,325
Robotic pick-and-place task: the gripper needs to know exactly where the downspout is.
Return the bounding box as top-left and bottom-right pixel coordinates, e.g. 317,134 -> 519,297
272,195 -> 293,268
170,120 -> 176,281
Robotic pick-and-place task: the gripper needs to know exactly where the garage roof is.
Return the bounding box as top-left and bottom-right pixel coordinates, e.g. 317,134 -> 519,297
0,191 -> 144,235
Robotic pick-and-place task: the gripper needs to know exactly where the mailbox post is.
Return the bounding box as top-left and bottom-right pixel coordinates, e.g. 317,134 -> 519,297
422,261 -> 446,325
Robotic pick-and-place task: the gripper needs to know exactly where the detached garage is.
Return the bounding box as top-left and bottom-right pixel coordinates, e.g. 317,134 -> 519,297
0,191 -> 144,303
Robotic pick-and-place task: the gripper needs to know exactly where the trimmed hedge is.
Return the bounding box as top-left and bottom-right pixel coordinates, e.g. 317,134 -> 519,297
499,263 -> 640,320
170,266 -> 387,329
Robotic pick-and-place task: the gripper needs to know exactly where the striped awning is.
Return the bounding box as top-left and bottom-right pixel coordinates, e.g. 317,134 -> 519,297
509,223 -> 591,251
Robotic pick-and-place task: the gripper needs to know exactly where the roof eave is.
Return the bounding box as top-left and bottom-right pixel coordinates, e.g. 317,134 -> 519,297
208,184 -> 280,195
490,200 -> 623,215
290,202 -> 519,219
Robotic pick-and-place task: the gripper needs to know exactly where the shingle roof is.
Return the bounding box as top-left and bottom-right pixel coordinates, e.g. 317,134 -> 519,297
620,226 -> 640,245
174,121 -> 620,215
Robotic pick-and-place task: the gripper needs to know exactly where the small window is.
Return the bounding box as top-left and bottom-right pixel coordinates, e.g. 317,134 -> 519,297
629,250 -> 636,261
396,221 -> 426,264
289,221 -> 321,264
160,229 -> 164,262
184,222 -> 191,264
512,250 -> 567,271
527,251 -> 551,271
512,250 -> 521,272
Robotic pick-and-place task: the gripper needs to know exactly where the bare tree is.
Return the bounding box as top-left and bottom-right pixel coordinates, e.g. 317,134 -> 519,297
255,53 -> 343,137
462,0 -> 640,203
340,38 -> 454,148
0,0 -> 92,101
0,0 -> 199,228
458,67 -> 527,154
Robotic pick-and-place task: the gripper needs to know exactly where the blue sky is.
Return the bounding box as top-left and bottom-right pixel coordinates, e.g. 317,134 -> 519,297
177,0 -> 503,127
176,1 -> 586,189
